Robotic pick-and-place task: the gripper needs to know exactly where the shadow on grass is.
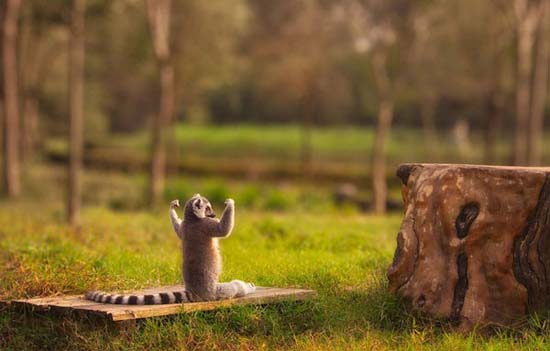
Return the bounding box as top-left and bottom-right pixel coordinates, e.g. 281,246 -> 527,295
0,299 -> 324,350
320,281 -> 550,341
0,304 -> 121,350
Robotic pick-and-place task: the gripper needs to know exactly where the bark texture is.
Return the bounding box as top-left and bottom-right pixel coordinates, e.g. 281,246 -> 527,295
20,3 -> 48,163
371,51 -> 394,214
514,0 -> 544,166
388,163 -> 550,330
146,0 -> 174,206
528,0 -> 550,166
2,0 -> 22,198
68,0 -> 86,225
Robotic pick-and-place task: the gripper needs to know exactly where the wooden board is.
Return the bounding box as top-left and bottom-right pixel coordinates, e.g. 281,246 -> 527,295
6,286 -> 316,322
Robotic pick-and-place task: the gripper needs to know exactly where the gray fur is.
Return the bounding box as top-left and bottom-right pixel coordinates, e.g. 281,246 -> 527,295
85,195 -> 255,305
172,194 -> 255,301
85,290 -> 188,305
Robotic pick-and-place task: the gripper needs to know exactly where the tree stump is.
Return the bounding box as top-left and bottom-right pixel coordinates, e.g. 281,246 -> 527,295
387,163 -> 550,330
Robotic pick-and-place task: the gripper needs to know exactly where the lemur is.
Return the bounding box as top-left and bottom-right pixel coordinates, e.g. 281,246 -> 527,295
85,194 -> 256,305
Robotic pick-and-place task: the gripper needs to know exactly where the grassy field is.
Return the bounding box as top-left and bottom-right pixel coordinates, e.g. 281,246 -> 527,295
2,165 -> 550,350
46,124 -> 550,185
100,123 -> 524,164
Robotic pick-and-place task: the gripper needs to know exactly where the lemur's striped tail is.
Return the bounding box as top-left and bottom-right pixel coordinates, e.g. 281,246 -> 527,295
85,290 -> 191,305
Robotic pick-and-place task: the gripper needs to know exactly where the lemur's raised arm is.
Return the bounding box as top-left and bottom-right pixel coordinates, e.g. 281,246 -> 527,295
169,199 -> 183,239
206,199 -> 235,238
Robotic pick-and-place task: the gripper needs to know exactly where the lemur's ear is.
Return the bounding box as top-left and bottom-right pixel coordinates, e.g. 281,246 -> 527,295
192,193 -> 201,198
194,198 -> 202,208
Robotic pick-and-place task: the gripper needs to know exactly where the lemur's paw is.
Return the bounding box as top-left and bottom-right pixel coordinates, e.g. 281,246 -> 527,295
247,282 -> 256,293
224,198 -> 235,206
170,199 -> 180,208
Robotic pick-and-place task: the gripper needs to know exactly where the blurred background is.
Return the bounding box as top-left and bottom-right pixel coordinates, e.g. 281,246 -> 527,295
2,0 -> 550,223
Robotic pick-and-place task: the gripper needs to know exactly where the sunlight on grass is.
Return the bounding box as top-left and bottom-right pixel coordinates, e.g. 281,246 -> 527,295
2,165 -> 550,350
2,196 -> 550,350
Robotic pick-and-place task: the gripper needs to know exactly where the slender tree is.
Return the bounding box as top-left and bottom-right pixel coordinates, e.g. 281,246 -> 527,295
20,3 -> 43,163
2,0 -> 22,198
68,0 -> 86,225
146,0 -> 174,206
301,79 -> 315,176
483,88 -> 504,165
482,8 -> 508,165
244,0 -> 336,177
408,8 -> 441,161
19,2 -> 58,163
514,0 -> 543,165
528,0 -> 550,166
419,95 -> 438,160
371,50 -> 394,214
341,0 -> 412,214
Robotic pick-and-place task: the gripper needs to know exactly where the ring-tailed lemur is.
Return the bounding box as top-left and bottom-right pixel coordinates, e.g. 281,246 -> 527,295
85,194 -> 256,305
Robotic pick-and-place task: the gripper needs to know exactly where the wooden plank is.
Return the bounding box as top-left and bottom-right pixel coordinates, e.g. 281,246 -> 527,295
11,296 -> 96,310
9,286 -> 316,321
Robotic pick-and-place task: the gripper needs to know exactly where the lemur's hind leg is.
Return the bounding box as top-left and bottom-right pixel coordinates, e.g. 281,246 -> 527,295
216,280 -> 256,299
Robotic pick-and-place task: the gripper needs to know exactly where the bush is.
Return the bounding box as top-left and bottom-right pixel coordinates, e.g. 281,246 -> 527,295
163,180 -> 193,203
263,190 -> 293,211
203,182 -> 230,205
237,185 -> 262,209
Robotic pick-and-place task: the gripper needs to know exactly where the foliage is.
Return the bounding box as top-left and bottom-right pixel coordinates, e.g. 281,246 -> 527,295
22,0 -> 537,133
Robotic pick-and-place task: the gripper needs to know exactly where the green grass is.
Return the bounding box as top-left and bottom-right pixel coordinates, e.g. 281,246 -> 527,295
45,124 -> 550,186
99,123 -> 517,164
2,166 -> 550,350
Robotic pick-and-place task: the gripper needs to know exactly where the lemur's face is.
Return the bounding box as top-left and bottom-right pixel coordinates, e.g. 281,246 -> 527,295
190,194 -> 216,219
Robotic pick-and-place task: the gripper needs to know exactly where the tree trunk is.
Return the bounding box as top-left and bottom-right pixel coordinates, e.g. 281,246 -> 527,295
301,120 -> 313,176
514,0 -> 542,166
19,2 -> 44,163
371,51 -> 394,214
68,0 -> 86,226
149,61 -> 174,205
389,163 -> 550,331
22,97 -> 39,162
2,0 -> 22,198
146,0 -> 174,206
420,96 -> 438,160
528,0 -> 550,166
301,83 -> 315,177
483,90 -> 502,165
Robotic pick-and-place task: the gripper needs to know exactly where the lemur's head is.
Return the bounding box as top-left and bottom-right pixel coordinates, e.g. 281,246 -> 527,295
185,194 -> 216,219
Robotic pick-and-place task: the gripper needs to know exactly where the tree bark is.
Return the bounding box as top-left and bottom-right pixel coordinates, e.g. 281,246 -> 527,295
514,0 -> 542,166
420,95 -> 438,160
371,51 -> 394,214
483,90 -> 502,165
2,0 -> 22,198
22,95 -> 39,162
146,0 -> 174,206
389,163 -> 550,331
301,119 -> 313,176
301,82 -> 315,177
19,2 -> 45,163
149,61 -> 174,205
68,0 -> 86,226
528,0 -> 550,166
